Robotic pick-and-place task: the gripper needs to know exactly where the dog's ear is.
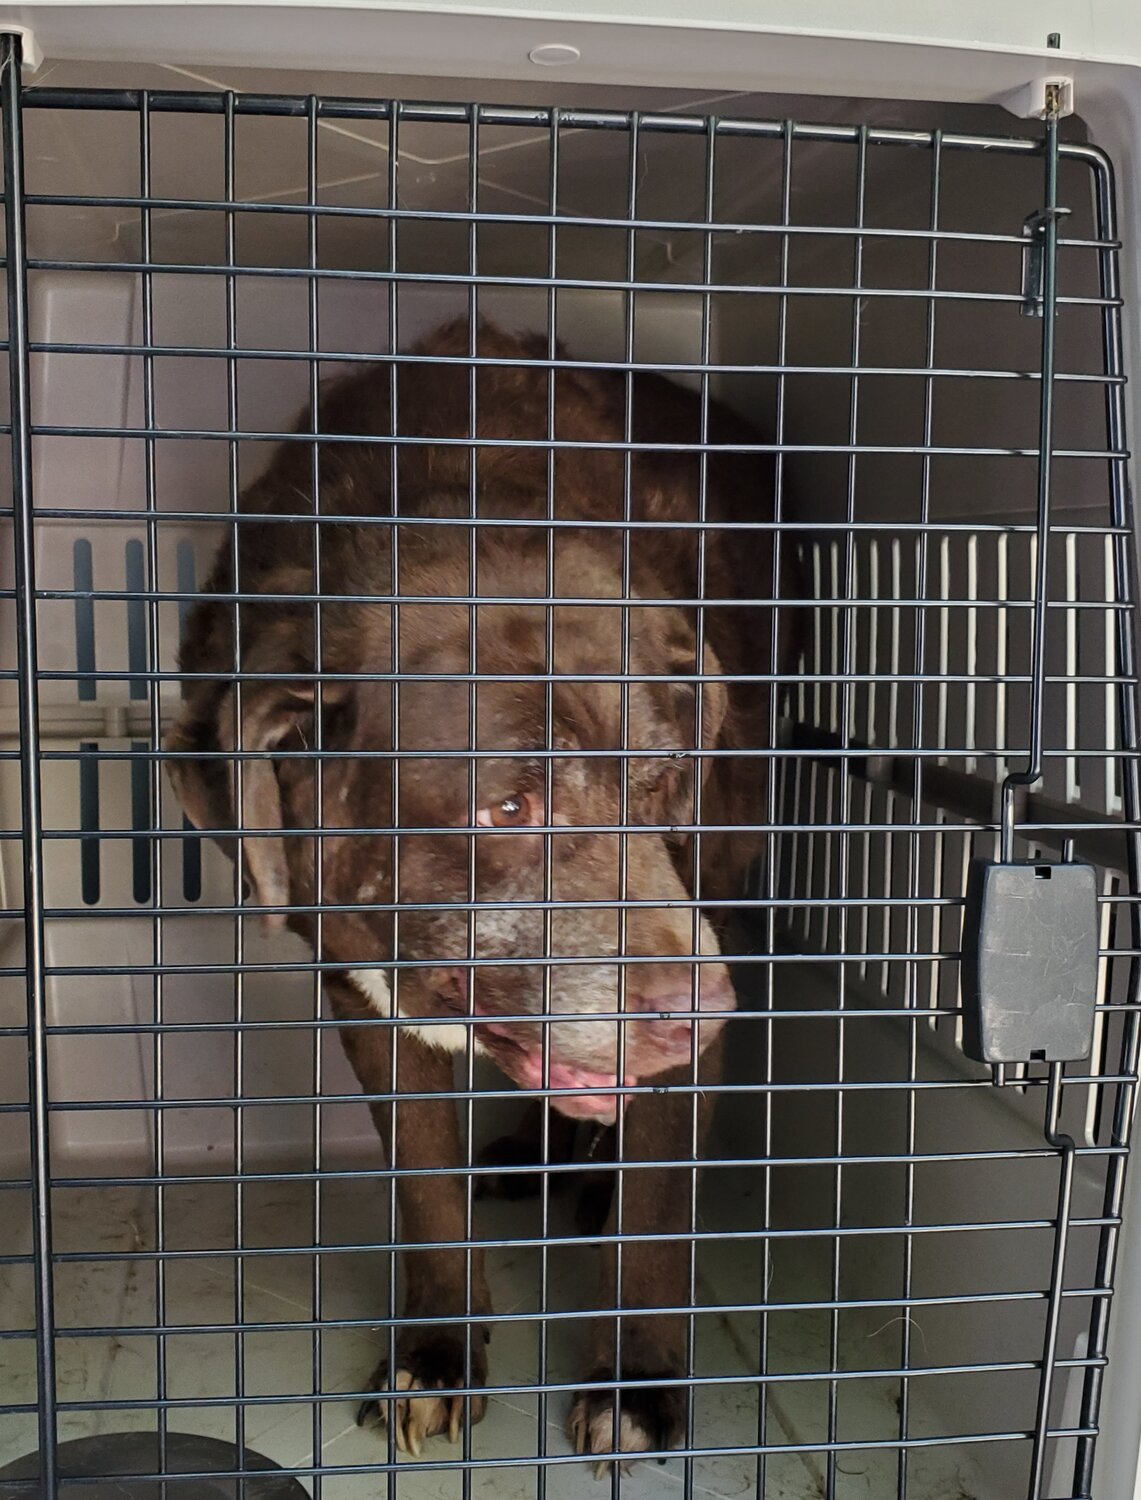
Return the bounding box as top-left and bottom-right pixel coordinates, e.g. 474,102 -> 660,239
628,634 -> 729,821
167,679 -> 350,928
165,686 -> 239,853
631,632 -> 729,757
221,682 -> 323,925
691,640 -> 729,762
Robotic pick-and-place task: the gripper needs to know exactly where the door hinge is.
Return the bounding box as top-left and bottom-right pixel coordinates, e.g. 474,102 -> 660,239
1022,204 -> 1072,315
1004,75 -> 1075,121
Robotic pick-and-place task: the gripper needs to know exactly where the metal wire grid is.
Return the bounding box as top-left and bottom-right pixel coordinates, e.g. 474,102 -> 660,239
0,37 -> 1137,1500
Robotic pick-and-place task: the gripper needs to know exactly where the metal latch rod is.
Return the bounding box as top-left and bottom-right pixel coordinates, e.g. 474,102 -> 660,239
1000,93 -> 1064,867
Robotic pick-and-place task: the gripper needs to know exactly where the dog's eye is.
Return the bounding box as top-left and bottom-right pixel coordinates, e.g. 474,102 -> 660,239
491,793 -> 532,827
476,792 -> 539,828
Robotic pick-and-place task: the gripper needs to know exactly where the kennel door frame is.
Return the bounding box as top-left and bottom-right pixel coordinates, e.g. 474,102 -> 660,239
3,43 -> 1141,1500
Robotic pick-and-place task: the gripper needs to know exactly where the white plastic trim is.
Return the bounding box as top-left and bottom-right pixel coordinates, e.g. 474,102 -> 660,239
1001,74 -> 1075,117
6,5 -> 1140,104
0,23 -> 41,70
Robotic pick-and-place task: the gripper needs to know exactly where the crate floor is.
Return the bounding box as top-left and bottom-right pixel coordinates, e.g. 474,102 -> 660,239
0,1167 -> 986,1499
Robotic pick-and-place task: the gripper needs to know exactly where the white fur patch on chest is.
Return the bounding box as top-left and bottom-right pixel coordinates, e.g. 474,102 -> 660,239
349,967 -> 395,1015
347,969 -> 485,1057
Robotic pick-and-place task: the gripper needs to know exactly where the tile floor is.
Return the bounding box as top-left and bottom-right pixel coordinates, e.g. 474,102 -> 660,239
0,1168 -> 987,1500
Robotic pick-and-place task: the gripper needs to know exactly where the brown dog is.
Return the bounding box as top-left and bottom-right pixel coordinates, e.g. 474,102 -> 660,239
166,319 -> 782,1469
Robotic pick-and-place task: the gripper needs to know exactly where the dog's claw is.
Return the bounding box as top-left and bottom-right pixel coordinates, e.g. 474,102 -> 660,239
356,1368 -> 449,1455
569,1394 -> 656,1479
359,1361 -> 484,1457
569,1406 -> 588,1462
591,1457 -> 635,1480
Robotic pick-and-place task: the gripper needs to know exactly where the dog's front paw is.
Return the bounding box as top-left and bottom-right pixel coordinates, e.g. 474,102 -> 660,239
568,1368 -> 685,1479
356,1331 -> 488,1457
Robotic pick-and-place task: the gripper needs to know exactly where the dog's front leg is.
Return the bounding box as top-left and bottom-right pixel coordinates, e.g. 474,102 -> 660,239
327,978 -> 491,1455
569,1034 -> 722,1476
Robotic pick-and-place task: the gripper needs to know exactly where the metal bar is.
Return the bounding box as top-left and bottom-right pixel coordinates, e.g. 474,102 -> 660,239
36,580 -> 1138,606
19,1294 -> 1118,1340
1000,103 -> 1063,864
135,86 -> 170,1480
24,948 -> 1125,976
15,257 -> 1124,307
1071,139 -> 1141,1500
1,30 -> 58,1500
0,1346 -> 1109,1385
305,88 -> 326,1500
0,1427 -> 1095,1479
8,188 -> 1120,249
17,1145 -> 1122,1183
218,86 -> 249,1475
383,96 -> 401,1497
37,1003 -> 1141,1032
461,100 -> 479,1500
824,118 -> 868,1500
16,514 -> 1137,534
31,1077 -> 1129,1115
17,341 -> 1131,379
536,98 -> 558,1499
26,1211 -> 1125,1254
1028,1064 -> 1079,1500
896,120 -> 945,1500
84,752 -> 1136,776
754,112 -> 796,1500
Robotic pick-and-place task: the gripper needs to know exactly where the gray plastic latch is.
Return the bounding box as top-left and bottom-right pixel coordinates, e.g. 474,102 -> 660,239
960,858 -> 1098,1065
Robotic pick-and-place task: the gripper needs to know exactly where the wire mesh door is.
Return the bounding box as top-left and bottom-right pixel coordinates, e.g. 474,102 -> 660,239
1,32 -> 1139,1500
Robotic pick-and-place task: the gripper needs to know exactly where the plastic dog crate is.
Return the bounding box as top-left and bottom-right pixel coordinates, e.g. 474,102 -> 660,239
1,8 -> 1140,1500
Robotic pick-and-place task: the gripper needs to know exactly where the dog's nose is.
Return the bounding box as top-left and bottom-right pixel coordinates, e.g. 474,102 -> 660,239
626,966 -> 736,1018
